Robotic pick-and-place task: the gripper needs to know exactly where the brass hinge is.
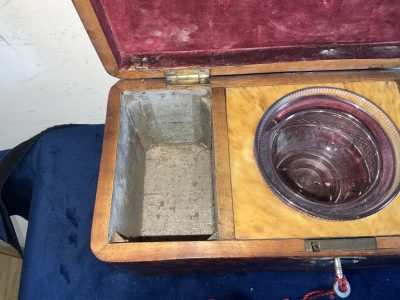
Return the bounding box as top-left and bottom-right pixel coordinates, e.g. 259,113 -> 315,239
165,69 -> 210,86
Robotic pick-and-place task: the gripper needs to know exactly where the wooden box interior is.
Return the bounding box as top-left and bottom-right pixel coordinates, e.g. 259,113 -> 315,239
72,0 -> 400,265
90,73 -> 400,264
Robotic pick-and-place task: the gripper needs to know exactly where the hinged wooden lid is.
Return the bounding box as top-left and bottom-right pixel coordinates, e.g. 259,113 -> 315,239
73,0 -> 400,79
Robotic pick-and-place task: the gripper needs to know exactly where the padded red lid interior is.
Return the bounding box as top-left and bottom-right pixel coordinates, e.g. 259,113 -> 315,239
91,0 -> 400,70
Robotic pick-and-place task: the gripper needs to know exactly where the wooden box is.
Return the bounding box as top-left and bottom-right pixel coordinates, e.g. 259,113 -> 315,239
73,0 -> 400,271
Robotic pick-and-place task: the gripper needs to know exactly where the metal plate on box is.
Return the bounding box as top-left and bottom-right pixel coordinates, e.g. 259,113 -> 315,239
305,237 -> 377,252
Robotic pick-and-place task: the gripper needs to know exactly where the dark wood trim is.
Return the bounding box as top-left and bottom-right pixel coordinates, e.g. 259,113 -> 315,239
118,256 -> 400,274
211,69 -> 400,88
87,69 -> 400,91
116,59 -> 400,80
94,236 -> 400,263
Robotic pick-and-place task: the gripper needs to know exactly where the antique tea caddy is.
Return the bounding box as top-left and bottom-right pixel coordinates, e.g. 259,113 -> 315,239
73,0 -> 400,271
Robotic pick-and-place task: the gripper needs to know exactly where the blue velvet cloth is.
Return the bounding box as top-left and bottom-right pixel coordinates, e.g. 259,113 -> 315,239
1,125 -> 400,299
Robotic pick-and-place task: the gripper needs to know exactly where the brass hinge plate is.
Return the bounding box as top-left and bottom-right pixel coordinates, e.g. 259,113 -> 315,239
305,237 -> 377,252
165,69 -> 210,86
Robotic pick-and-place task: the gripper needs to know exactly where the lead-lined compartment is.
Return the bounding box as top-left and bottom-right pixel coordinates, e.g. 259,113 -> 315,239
109,88 -> 216,242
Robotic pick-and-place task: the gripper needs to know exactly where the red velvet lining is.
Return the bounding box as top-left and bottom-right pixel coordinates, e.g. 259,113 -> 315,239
91,0 -> 400,70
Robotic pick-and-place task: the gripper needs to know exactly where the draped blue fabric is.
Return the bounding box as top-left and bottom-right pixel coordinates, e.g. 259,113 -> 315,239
1,125 -> 399,299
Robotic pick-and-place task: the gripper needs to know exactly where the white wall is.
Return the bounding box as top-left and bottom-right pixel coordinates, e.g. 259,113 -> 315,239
0,0 -> 117,149
0,0 -> 117,246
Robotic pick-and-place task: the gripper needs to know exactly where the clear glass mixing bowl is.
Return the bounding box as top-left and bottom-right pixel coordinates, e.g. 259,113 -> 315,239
254,87 -> 400,220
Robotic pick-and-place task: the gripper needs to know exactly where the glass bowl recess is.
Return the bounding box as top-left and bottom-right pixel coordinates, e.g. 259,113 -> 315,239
254,87 -> 400,220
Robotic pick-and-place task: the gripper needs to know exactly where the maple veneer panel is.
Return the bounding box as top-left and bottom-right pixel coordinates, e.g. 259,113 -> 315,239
226,81 -> 400,239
